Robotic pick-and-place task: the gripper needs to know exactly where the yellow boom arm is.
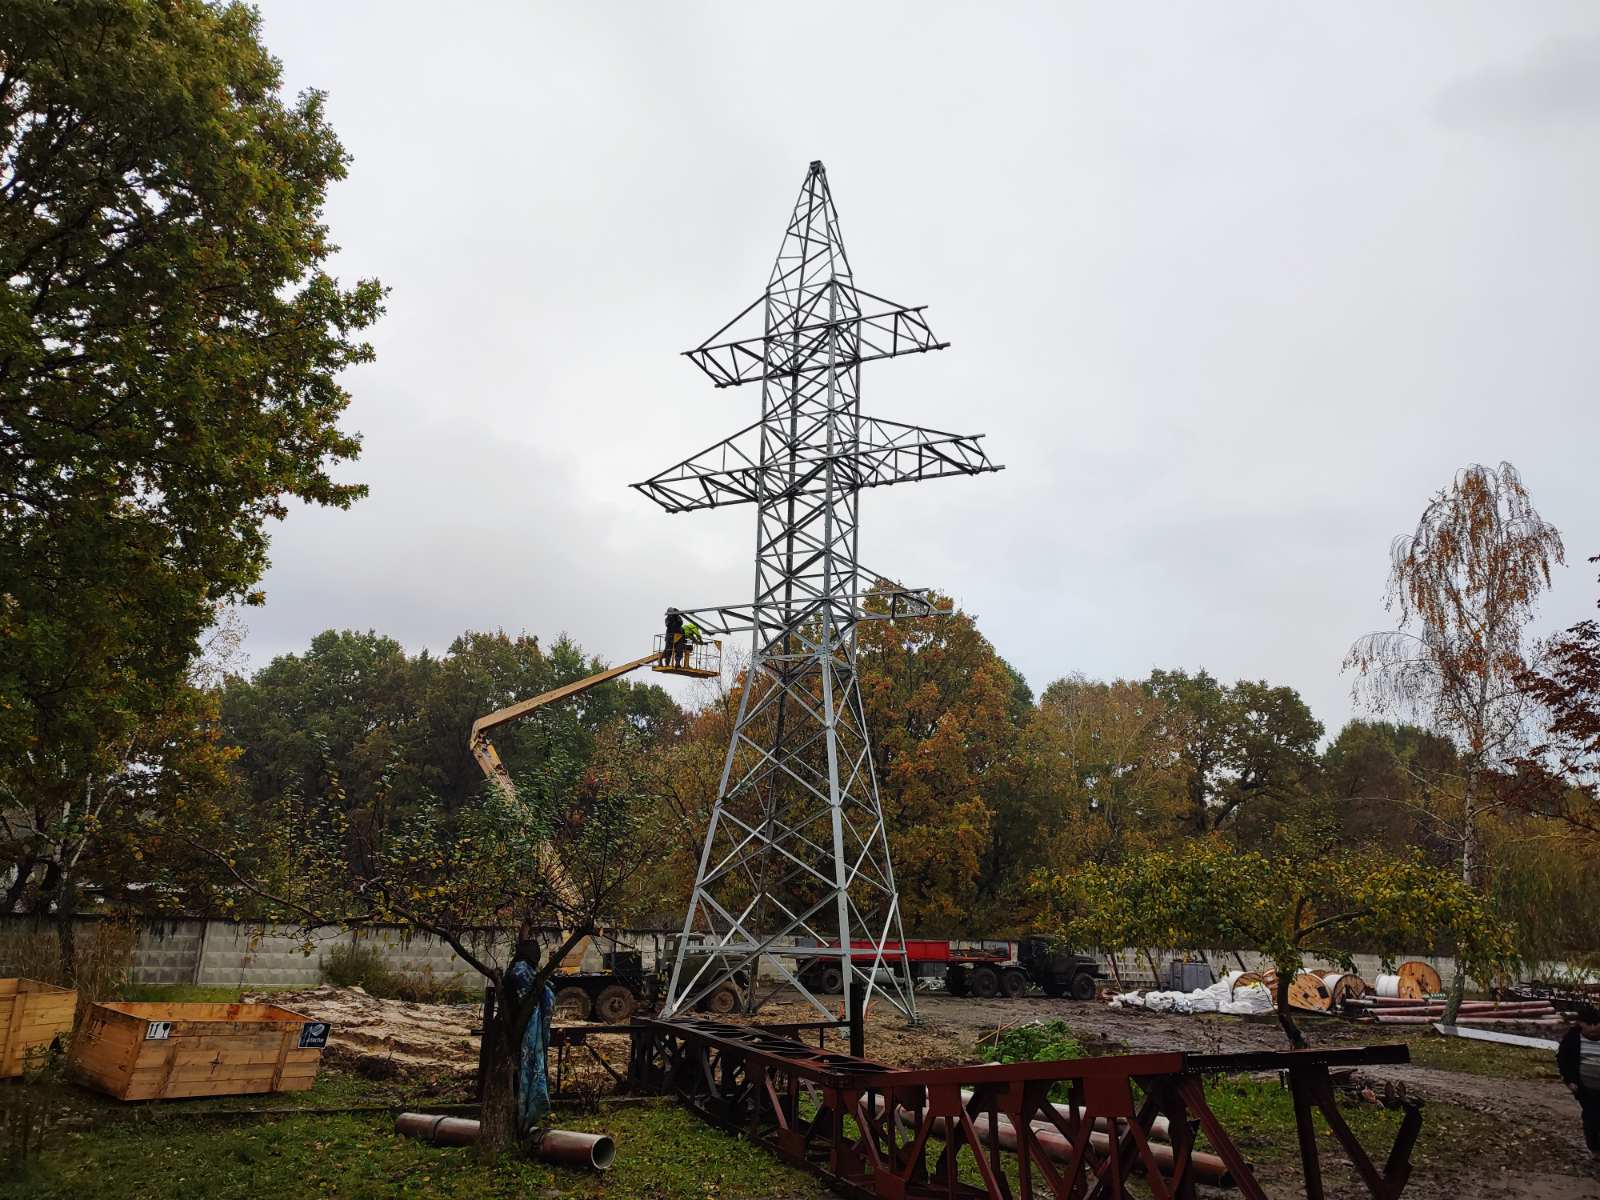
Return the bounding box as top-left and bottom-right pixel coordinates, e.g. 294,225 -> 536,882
468,652 -> 661,972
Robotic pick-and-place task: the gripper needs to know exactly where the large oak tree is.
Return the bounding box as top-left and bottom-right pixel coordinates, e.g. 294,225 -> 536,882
0,1 -> 383,918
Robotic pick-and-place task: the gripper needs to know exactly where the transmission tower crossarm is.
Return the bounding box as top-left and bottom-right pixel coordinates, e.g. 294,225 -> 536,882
683,299 -> 948,389
649,583 -> 955,642
633,417 -> 1000,515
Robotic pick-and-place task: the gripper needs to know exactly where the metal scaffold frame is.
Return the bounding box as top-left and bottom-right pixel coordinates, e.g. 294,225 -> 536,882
634,161 -> 1001,1024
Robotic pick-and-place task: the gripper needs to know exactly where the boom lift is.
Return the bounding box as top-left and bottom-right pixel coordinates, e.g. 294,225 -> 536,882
467,639 -> 723,1022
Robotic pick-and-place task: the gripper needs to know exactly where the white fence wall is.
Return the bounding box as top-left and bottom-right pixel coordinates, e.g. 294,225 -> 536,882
0,917 -> 1528,993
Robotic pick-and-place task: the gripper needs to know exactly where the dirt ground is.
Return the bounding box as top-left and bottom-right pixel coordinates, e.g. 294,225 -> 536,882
245,984 -> 483,1079
259,985 -> 1599,1198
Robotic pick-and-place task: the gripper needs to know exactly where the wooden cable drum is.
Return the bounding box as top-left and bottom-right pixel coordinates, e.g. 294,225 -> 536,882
1230,971 -> 1265,997
1397,960 -> 1442,998
1319,972 -> 1366,1008
1286,972 -> 1332,1012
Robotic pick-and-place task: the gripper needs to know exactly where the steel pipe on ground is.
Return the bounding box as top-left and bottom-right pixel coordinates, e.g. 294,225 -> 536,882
1362,997 -> 1552,1010
394,1113 -> 480,1146
534,1129 -> 617,1170
956,1089 -> 1172,1141
393,1113 -> 615,1170
892,1103 -> 1233,1187
1367,1015 -> 1563,1026
1360,1004 -> 1556,1017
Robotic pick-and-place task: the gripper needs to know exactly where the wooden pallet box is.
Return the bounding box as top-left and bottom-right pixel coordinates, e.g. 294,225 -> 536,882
0,978 -> 78,1078
70,1001 -> 330,1101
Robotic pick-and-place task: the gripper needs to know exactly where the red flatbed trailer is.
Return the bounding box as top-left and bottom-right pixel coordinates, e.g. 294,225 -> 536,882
797,937 -> 1103,1001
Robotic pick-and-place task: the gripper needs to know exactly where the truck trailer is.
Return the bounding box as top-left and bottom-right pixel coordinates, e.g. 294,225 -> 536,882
797,937 -> 1103,1001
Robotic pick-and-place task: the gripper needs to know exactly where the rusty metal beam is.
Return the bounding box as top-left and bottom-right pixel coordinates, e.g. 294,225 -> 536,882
625,1019 -> 1426,1200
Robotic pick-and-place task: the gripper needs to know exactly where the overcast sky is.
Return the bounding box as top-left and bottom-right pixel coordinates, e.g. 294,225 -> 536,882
242,1 -> 1599,738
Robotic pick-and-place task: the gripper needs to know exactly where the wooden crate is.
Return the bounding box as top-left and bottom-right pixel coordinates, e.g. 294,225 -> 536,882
70,1001 -> 330,1101
0,978 -> 78,1077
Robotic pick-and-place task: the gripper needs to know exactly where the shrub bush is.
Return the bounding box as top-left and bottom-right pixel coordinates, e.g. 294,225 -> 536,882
982,1019 -> 1086,1066
321,941 -> 473,1003
322,941 -> 395,993
0,918 -> 136,1022
981,1020 -> 1087,1102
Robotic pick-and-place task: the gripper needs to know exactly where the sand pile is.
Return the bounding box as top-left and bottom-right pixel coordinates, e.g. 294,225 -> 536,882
245,984 -> 482,1079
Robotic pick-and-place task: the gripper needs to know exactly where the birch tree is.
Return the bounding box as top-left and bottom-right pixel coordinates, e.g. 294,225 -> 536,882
1345,462 -> 1562,1018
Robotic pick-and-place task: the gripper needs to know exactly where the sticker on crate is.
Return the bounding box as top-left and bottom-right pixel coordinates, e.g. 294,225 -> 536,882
299,1021 -> 330,1049
145,1021 -> 173,1040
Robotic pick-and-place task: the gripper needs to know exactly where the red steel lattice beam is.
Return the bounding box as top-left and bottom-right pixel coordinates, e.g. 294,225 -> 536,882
627,1018 -> 1422,1200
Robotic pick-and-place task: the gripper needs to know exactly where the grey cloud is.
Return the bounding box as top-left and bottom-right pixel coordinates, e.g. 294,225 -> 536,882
1434,36 -> 1600,128
240,1 -> 1600,744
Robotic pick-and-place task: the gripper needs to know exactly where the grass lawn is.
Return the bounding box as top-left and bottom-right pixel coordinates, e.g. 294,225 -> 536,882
1397,1028 -> 1561,1081
113,984 -> 264,1004
5,1068 -> 826,1200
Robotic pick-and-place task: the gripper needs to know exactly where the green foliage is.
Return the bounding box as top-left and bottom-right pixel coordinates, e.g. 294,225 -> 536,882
116,984 -> 253,1004
978,1020 -> 1086,1102
0,0 -> 382,919
321,942 -> 470,1004
219,629 -> 680,823
1018,676 -> 1189,870
321,940 -> 395,992
1033,831 -> 1518,1045
1146,669 -> 1323,835
981,1020 -> 1086,1067
1321,719 -> 1458,852
1400,1029 -> 1557,1081
1196,1076 -> 1409,1164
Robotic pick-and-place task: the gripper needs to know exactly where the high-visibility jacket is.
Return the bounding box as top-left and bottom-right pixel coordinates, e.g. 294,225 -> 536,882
683,621 -> 703,642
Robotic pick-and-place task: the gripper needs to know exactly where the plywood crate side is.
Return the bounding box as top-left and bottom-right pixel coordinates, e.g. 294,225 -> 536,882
71,1000 -> 326,1100
0,978 -> 78,1078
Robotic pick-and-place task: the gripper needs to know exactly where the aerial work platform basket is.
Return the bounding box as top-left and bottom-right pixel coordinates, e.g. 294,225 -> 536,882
652,635 -> 722,678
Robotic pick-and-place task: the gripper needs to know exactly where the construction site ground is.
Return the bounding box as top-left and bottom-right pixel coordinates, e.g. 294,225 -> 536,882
12,985 -> 1595,1198
220,984 -> 1599,1198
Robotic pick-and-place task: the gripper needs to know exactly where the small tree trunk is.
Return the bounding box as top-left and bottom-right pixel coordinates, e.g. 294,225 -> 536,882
1460,765 -> 1483,891
1274,969 -> 1306,1049
1443,765 -> 1481,1027
1440,967 -> 1467,1026
476,1004 -> 521,1159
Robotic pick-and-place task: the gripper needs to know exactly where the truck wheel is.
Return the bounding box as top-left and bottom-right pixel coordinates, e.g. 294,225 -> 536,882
969,965 -> 1000,998
594,984 -> 637,1023
1001,968 -> 1027,999
945,966 -> 969,996
704,983 -> 740,1015
1069,972 -> 1097,1002
553,986 -> 591,1022
819,966 -> 844,994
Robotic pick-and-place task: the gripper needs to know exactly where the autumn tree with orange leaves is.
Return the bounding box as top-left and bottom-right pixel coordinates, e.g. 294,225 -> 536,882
856,596 -> 1030,933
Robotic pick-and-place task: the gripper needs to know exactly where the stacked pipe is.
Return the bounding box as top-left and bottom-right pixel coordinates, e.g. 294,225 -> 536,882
1346,996 -> 1563,1027
881,1091 -> 1236,1188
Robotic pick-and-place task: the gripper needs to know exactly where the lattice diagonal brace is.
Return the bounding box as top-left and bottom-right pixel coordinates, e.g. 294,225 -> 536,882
634,162 -> 1002,1023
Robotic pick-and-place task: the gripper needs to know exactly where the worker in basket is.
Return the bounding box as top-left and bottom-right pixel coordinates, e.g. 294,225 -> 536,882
662,607 -> 683,665
677,617 -> 703,668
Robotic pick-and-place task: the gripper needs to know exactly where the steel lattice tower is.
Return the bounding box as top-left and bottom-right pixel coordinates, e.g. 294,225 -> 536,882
634,162 -> 1001,1022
